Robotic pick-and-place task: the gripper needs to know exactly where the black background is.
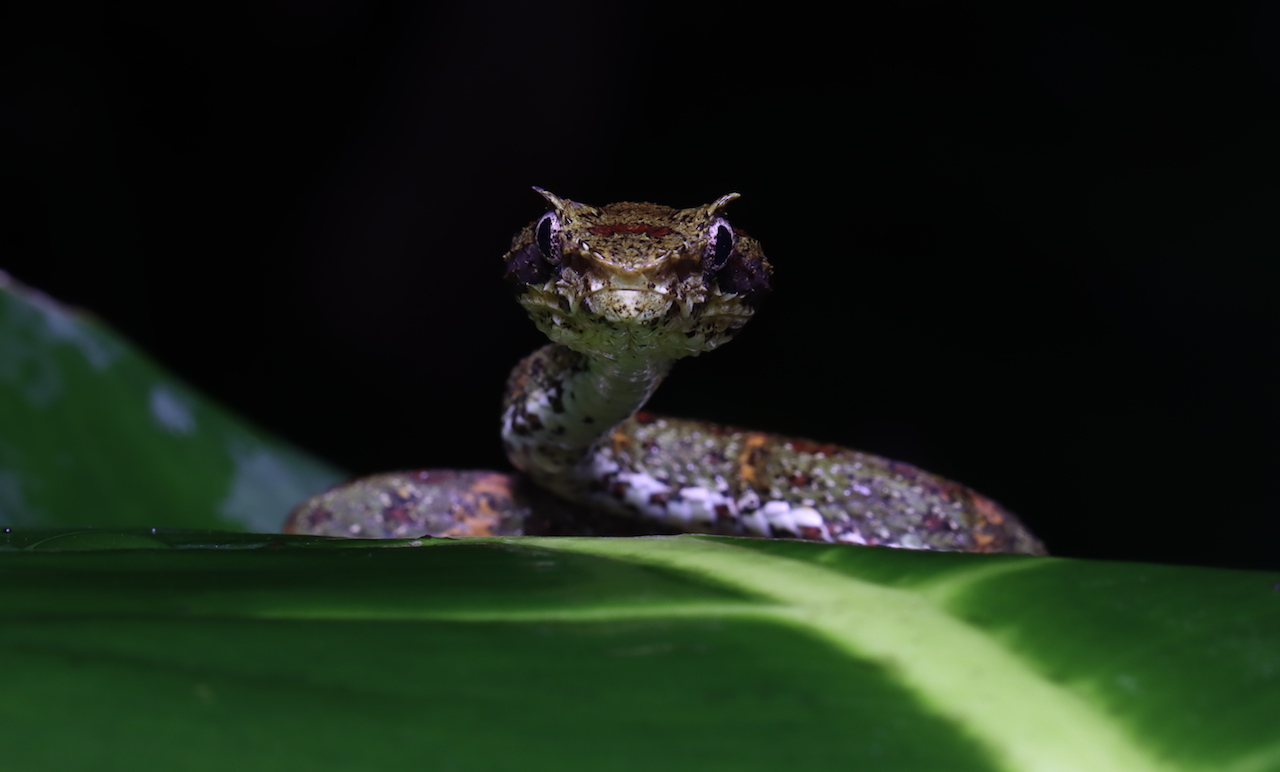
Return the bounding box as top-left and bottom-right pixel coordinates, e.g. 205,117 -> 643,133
4,3 -> 1278,570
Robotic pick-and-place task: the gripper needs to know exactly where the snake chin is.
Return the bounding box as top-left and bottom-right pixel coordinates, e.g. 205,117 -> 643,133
583,288 -> 676,323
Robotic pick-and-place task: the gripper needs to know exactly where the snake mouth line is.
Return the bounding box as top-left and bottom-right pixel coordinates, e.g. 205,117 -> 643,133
580,287 -> 671,299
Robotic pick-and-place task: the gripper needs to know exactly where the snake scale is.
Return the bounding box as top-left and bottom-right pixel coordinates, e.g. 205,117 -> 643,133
286,189 -> 1046,555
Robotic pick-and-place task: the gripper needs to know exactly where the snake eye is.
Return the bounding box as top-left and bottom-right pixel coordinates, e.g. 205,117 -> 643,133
705,218 -> 771,306
504,211 -> 562,287
704,218 -> 735,273
535,211 -> 561,263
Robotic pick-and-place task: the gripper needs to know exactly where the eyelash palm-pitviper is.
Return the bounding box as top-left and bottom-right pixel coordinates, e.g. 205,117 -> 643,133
285,189 -> 1046,555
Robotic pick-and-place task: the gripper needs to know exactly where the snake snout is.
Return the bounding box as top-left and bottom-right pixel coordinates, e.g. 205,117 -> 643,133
583,289 -> 673,324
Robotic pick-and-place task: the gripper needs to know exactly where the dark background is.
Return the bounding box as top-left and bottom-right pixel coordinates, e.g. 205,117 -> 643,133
4,3 -> 1278,570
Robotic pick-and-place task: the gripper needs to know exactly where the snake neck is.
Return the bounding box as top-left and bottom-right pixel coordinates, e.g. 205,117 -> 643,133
501,343 -> 672,495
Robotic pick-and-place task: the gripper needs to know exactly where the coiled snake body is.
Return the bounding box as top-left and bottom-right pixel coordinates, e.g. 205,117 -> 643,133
286,190 -> 1045,555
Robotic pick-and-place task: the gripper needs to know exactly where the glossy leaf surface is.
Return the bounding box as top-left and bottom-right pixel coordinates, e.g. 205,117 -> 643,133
4,529 -> 1280,772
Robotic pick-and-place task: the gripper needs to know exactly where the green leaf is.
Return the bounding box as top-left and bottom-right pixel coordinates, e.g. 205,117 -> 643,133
3,530 -> 1279,772
0,274 -> 344,531
4,276 -> 1280,771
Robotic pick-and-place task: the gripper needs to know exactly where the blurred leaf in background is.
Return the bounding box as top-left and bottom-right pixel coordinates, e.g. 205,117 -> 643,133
0,272 -> 344,531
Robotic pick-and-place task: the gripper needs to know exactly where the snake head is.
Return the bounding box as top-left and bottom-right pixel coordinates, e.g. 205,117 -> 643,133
504,188 -> 773,362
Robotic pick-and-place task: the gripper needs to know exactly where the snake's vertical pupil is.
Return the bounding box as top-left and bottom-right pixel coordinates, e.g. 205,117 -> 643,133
536,212 -> 559,261
706,220 -> 735,272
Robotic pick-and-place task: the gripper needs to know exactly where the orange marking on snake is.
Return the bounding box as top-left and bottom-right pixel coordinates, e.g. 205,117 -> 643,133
735,433 -> 770,489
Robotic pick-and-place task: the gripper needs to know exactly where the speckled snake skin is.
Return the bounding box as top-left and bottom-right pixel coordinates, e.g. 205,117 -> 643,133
286,190 -> 1045,555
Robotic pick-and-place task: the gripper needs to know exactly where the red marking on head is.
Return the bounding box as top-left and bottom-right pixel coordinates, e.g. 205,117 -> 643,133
588,224 -> 672,237
788,438 -> 841,455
